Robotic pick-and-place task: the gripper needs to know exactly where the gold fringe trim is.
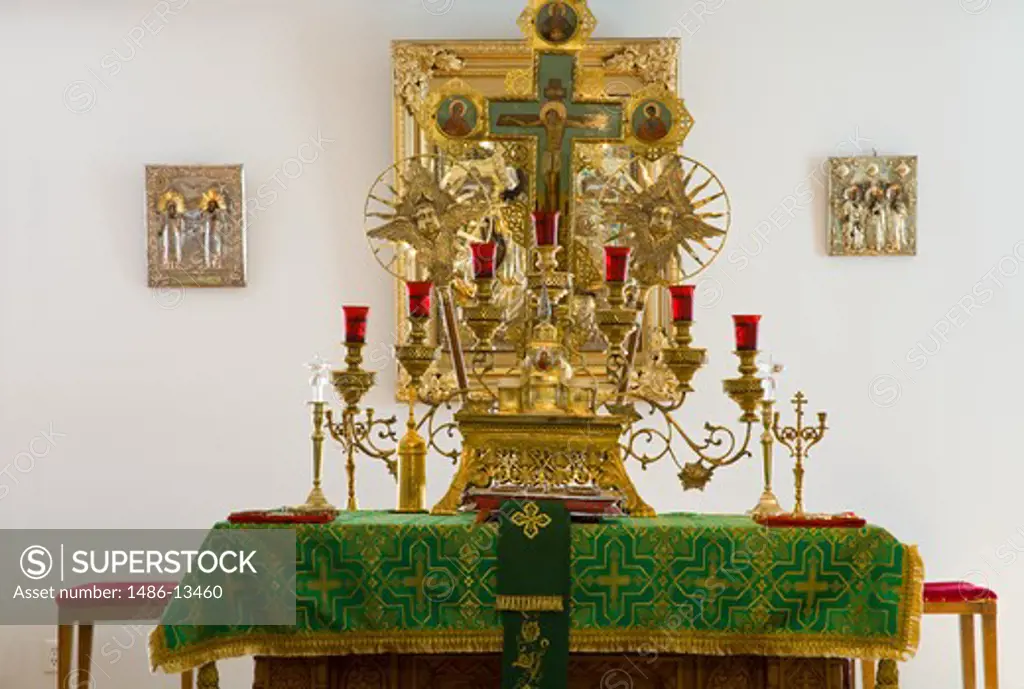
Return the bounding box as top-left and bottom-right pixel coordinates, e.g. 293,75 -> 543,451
150,545 -> 927,673
899,544 -> 925,659
495,595 -> 564,612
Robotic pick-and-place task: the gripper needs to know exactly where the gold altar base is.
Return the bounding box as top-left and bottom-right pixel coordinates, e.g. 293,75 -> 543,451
431,411 -> 655,517
254,655 -> 853,689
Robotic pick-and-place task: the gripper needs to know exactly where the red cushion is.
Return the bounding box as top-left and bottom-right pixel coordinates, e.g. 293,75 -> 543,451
923,581 -> 997,603
56,581 -> 178,608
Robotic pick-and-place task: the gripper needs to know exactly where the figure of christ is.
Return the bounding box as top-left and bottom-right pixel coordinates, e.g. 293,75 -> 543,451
496,100 -> 609,212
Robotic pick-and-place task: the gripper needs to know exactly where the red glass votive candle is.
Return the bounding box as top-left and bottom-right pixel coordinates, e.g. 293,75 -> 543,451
532,211 -> 560,246
406,281 -> 433,318
669,285 -> 695,322
733,315 -> 762,351
604,246 -> 631,282
470,242 -> 497,279
342,305 -> 370,344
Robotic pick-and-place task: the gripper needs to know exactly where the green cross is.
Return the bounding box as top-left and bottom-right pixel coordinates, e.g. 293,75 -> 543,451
488,53 -> 624,212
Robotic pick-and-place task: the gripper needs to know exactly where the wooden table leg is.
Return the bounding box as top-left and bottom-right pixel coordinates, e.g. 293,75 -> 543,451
56,625 -> 73,689
862,659 -> 876,689
982,611 -> 999,689
960,614 -> 978,689
75,624 -> 93,689
181,669 -> 194,689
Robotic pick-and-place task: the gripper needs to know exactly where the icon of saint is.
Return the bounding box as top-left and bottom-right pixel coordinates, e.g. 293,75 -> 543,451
538,1 -> 576,44
441,99 -> 473,138
636,103 -> 669,142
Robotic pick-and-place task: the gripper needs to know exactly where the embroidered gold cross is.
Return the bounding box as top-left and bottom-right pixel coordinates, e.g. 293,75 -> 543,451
596,552 -> 631,603
795,557 -> 829,610
510,501 -> 552,540
306,554 -> 342,608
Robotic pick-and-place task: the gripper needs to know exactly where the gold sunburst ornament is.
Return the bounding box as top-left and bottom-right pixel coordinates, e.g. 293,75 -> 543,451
599,154 -> 730,286
364,155 -> 497,288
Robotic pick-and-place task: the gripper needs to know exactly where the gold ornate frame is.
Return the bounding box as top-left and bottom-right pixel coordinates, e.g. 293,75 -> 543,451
391,37 -> 680,394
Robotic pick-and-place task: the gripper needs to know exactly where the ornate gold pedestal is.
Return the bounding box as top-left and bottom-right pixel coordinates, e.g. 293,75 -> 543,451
253,655 -> 853,689
431,411 -> 655,517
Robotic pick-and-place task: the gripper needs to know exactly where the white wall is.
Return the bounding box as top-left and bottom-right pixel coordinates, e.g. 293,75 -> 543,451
1,0 -> 1021,687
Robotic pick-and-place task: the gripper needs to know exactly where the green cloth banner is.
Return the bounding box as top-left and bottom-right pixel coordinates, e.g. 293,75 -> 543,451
498,500 -> 570,689
151,512 -> 923,674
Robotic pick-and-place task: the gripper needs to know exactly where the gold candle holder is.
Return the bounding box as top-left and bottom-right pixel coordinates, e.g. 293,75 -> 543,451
772,391 -> 828,515
662,321 -> 707,394
295,400 -> 336,514
463,278 -> 504,350
723,350 -> 764,423
749,398 -> 784,517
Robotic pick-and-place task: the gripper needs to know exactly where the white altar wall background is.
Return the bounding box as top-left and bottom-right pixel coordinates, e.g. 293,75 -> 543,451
0,0 -> 1020,686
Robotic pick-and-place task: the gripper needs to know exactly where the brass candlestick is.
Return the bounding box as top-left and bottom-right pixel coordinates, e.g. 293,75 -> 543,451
749,398 -> 784,517
327,341 -> 398,511
295,400 -> 336,513
772,391 -> 828,515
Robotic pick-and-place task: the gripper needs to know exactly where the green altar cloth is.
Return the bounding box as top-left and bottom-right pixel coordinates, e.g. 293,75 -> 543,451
150,511 -> 923,673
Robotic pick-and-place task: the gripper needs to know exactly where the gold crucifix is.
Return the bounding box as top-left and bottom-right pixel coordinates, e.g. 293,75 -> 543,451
489,53 -> 624,214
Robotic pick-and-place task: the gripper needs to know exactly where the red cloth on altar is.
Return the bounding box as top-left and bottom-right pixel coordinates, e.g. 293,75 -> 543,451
227,509 -> 335,524
753,512 -> 866,528
923,581 -> 998,603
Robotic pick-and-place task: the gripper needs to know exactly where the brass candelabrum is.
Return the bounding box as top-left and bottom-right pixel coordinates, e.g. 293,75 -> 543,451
771,391 -> 828,515
595,286 -> 763,494
324,342 -> 400,511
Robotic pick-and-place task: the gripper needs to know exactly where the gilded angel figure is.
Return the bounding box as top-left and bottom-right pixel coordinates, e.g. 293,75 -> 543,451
366,161 -> 493,287
601,157 -> 728,287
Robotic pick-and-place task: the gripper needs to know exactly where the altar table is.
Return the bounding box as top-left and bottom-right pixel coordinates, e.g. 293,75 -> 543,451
150,512 -> 922,687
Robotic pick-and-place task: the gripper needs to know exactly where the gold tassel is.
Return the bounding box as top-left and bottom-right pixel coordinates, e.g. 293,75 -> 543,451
495,595 -> 564,612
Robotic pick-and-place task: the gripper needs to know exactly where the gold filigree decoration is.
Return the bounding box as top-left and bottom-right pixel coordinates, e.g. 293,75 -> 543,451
577,67 -> 607,99
602,42 -> 679,89
509,501 -> 552,540
504,68 -> 535,99
511,613 -> 549,689
392,45 -> 465,112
